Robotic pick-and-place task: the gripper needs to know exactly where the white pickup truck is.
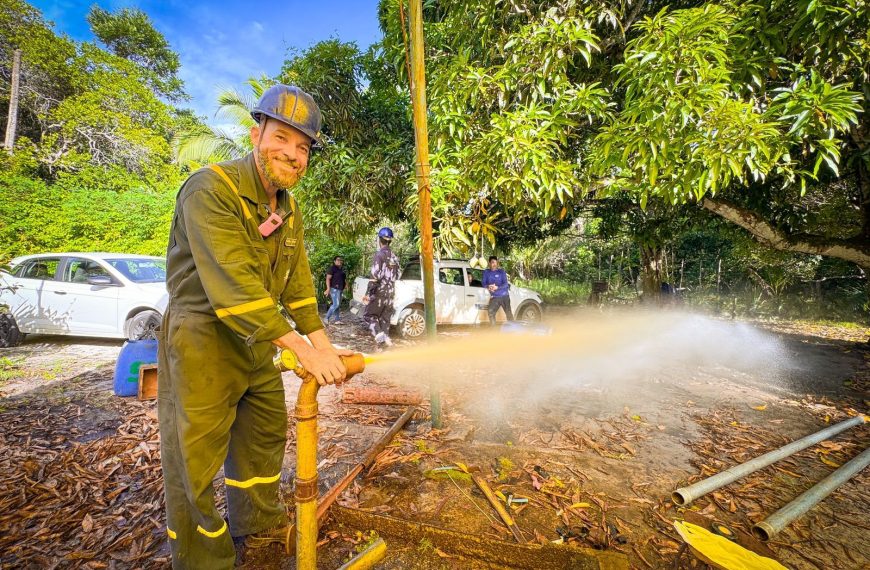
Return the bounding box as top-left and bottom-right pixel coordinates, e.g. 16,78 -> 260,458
350,258 -> 544,338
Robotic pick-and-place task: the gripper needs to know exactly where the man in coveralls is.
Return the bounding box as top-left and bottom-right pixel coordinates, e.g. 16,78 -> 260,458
157,84 -> 352,569
362,227 -> 400,350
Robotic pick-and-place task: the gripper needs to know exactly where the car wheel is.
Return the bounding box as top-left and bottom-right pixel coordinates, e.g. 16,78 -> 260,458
398,307 -> 426,339
517,302 -> 542,323
126,310 -> 161,341
0,313 -> 23,348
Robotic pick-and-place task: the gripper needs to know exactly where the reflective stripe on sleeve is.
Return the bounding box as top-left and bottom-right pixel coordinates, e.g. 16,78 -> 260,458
208,164 -> 253,220
225,473 -> 281,489
215,297 -> 276,319
286,297 -> 317,310
196,521 -> 228,538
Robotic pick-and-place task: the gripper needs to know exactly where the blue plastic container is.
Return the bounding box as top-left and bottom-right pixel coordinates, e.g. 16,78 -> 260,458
113,339 -> 159,397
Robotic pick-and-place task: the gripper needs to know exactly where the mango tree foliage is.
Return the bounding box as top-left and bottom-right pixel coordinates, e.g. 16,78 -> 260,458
592,2 -> 869,267
378,0 -> 648,255
593,5 -> 861,202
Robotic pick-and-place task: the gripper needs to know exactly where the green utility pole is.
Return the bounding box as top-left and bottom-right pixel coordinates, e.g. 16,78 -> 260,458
408,0 -> 441,427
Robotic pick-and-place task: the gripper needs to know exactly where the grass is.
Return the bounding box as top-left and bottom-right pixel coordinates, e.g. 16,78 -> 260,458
515,278 -> 592,305
0,356 -> 22,385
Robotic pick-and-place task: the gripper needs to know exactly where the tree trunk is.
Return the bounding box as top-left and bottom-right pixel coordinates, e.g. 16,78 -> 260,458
639,244 -> 662,303
701,197 -> 870,267
4,49 -> 22,151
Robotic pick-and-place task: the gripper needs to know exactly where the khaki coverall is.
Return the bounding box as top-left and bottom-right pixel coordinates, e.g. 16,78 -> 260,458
157,153 -> 322,569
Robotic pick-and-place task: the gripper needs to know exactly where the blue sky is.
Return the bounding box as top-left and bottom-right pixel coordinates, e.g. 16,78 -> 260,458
30,0 -> 383,122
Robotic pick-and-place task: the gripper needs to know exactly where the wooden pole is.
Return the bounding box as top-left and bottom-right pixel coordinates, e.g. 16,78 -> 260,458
408,0 -> 441,427
4,49 -> 22,152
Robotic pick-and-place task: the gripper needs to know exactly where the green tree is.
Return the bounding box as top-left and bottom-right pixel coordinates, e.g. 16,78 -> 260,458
380,0 -> 619,254
176,40 -> 413,241
87,6 -> 186,102
278,39 -> 413,240
591,2 -> 868,268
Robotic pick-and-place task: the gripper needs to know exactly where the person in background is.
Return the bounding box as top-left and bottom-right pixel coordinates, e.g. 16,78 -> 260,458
363,227 -> 400,350
324,256 -> 346,324
482,255 -> 513,325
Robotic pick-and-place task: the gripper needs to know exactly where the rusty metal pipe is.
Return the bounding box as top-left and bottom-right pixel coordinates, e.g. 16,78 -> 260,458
472,474 -> 526,543
278,350 -> 366,570
673,415 -> 867,506
342,386 -> 423,405
285,405 -> 417,554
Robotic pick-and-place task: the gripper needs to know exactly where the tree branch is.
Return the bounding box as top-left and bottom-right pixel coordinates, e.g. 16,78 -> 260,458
701,197 -> 870,268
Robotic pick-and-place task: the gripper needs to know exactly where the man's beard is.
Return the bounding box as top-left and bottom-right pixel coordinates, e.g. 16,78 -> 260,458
259,149 -> 304,189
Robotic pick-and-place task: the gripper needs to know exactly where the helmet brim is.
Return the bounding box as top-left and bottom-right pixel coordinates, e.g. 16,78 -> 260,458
251,111 -> 324,147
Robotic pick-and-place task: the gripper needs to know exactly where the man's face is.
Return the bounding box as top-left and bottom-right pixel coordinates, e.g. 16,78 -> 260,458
489,259 -> 499,270
335,258 -> 343,267
250,119 -> 311,189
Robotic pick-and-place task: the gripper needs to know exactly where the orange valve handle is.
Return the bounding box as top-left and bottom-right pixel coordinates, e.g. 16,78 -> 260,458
274,349 -> 366,380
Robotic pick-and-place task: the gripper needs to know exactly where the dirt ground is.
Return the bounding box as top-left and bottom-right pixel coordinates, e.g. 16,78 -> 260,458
0,310 -> 868,569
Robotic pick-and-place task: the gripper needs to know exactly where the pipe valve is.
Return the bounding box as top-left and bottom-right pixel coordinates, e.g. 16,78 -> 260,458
274,348 -> 366,381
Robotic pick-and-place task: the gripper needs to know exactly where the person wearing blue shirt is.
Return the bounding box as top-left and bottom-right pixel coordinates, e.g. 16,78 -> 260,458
481,256 -> 514,325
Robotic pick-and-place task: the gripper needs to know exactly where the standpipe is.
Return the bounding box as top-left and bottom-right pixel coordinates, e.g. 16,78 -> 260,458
275,349 -> 367,570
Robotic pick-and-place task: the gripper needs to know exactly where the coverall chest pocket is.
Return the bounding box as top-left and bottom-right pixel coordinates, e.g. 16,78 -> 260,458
206,215 -> 251,265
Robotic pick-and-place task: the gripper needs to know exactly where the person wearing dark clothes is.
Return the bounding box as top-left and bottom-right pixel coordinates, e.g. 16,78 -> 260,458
363,227 -> 400,350
324,256 -> 346,323
481,256 -> 513,325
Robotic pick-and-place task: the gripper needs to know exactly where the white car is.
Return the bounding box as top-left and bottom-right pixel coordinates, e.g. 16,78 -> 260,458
0,253 -> 168,345
351,258 -> 544,338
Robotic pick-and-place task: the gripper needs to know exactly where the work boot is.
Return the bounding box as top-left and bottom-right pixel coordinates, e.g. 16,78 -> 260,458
244,525 -> 289,549
383,336 -> 394,348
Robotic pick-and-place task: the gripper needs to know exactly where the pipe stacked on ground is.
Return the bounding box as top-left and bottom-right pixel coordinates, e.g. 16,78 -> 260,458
753,445 -> 870,541
672,415 -> 867,507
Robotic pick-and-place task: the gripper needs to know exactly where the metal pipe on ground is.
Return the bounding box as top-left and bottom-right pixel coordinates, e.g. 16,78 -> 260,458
753,445 -> 870,541
336,538 -> 387,570
672,415 -> 867,506
472,474 -> 526,544
342,386 -> 423,405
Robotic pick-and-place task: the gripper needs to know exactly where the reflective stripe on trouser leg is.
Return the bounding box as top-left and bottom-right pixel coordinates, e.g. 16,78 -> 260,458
224,345 -> 288,537
157,310 -> 245,570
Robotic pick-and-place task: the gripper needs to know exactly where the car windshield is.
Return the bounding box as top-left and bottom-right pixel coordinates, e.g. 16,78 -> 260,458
106,258 -> 167,283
